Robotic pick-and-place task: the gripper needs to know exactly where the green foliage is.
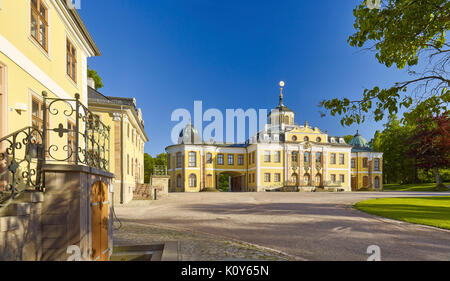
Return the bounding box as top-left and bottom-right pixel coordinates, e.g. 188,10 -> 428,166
371,115 -> 417,184
87,66 -> 104,89
343,135 -> 354,144
321,0 -> 450,126
144,153 -> 168,183
218,174 -> 230,192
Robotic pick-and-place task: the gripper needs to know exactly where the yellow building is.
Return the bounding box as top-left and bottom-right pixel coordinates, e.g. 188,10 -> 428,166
166,84 -> 383,192
88,83 -> 149,204
0,0 -> 100,139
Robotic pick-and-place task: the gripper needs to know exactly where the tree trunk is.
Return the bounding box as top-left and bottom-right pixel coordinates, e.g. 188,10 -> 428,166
434,167 -> 442,188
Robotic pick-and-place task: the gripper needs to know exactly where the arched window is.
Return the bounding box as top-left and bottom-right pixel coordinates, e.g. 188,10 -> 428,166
374,177 -> 380,188
304,174 -> 311,186
292,173 -> 298,184
315,174 -> 322,186
189,174 -> 197,187
284,116 -> 290,124
176,174 -> 182,188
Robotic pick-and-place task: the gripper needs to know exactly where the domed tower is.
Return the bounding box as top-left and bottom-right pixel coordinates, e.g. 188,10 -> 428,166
178,122 -> 202,144
268,81 -> 295,127
349,130 -> 369,148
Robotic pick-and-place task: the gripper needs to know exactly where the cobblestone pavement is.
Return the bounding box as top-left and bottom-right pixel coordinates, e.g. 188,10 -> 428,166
113,220 -> 291,261
115,192 -> 450,261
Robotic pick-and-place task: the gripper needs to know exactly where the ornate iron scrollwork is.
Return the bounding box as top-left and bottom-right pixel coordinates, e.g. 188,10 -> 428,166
0,91 -> 111,207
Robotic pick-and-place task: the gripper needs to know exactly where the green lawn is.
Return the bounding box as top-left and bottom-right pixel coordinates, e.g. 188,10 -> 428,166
383,182 -> 450,192
355,197 -> 450,230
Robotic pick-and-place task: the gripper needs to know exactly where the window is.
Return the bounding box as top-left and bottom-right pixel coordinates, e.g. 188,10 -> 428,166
31,97 -> 49,153
339,154 -> 345,165
375,177 -> 380,188
274,173 -> 281,182
127,123 -> 130,138
275,151 -> 281,163
304,152 -> 310,163
292,173 -> 298,184
248,153 -> 252,165
304,174 -> 311,186
66,39 -> 77,82
188,151 -> 196,167
331,174 -> 336,183
374,158 -> 380,171
127,154 -> 129,175
131,157 -> 134,176
167,154 -> 171,169
67,121 -> 76,162
363,158 -> 368,168
30,0 -> 48,51
304,136 -> 309,142
228,154 -> 234,165
330,153 -> 336,164
292,151 -> 298,163
316,137 -> 322,143
351,158 -> 356,168
176,152 -> 182,168
189,174 -> 197,187
177,174 -> 182,188
316,152 -> 322,163
207,153 -> 212,164
340,175 -> 345,183
264,151 -> 271,162
252,152 -> 256,164
238,154 -> 244,166
264,173 -> 271,182
217,154 -> 224,165
363,176 -> 369,187
292,136 -> 297,141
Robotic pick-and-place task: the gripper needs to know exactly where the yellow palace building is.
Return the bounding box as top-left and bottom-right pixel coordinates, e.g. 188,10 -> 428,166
166,83 -> 383,192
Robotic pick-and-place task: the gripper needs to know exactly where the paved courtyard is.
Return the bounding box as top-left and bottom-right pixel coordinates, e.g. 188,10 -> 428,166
114,192 -> 450,261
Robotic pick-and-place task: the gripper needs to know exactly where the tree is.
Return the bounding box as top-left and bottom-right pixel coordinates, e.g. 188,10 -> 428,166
343,135 -> 354,144
321,0 -> 450,126
408,113 -> 450,188
371,115 -> 417,184
87,67 -> 104,90
143,153 -> 168,183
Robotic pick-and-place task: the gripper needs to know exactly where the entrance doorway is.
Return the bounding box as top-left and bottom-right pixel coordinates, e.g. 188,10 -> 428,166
351,176 -> 357,191
216,172 -> 245,192
91,181 -> 109,261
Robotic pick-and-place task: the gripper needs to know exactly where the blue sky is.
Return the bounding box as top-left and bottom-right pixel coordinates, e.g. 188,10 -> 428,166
79,0 -> 411,156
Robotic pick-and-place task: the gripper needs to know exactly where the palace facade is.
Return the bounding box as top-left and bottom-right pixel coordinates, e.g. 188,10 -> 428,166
166,84 -> 383,192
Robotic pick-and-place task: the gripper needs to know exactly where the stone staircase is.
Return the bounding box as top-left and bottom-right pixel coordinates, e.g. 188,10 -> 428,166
0,191 -> 44,261
133,183 -> 151,200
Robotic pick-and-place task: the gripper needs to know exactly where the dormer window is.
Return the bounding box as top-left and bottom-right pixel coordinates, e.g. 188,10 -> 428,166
31,0 -> 48,51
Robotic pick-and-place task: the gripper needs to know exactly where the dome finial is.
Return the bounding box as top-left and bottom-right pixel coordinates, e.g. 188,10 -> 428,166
279,81 -> 285,106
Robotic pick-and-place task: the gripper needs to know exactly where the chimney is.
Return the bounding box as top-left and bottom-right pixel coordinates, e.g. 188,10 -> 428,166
87,77 -> 96,89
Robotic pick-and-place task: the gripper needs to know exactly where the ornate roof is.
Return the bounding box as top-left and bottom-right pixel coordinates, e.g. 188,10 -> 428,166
178,123 -> 202,144
349,131 -> 369,148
